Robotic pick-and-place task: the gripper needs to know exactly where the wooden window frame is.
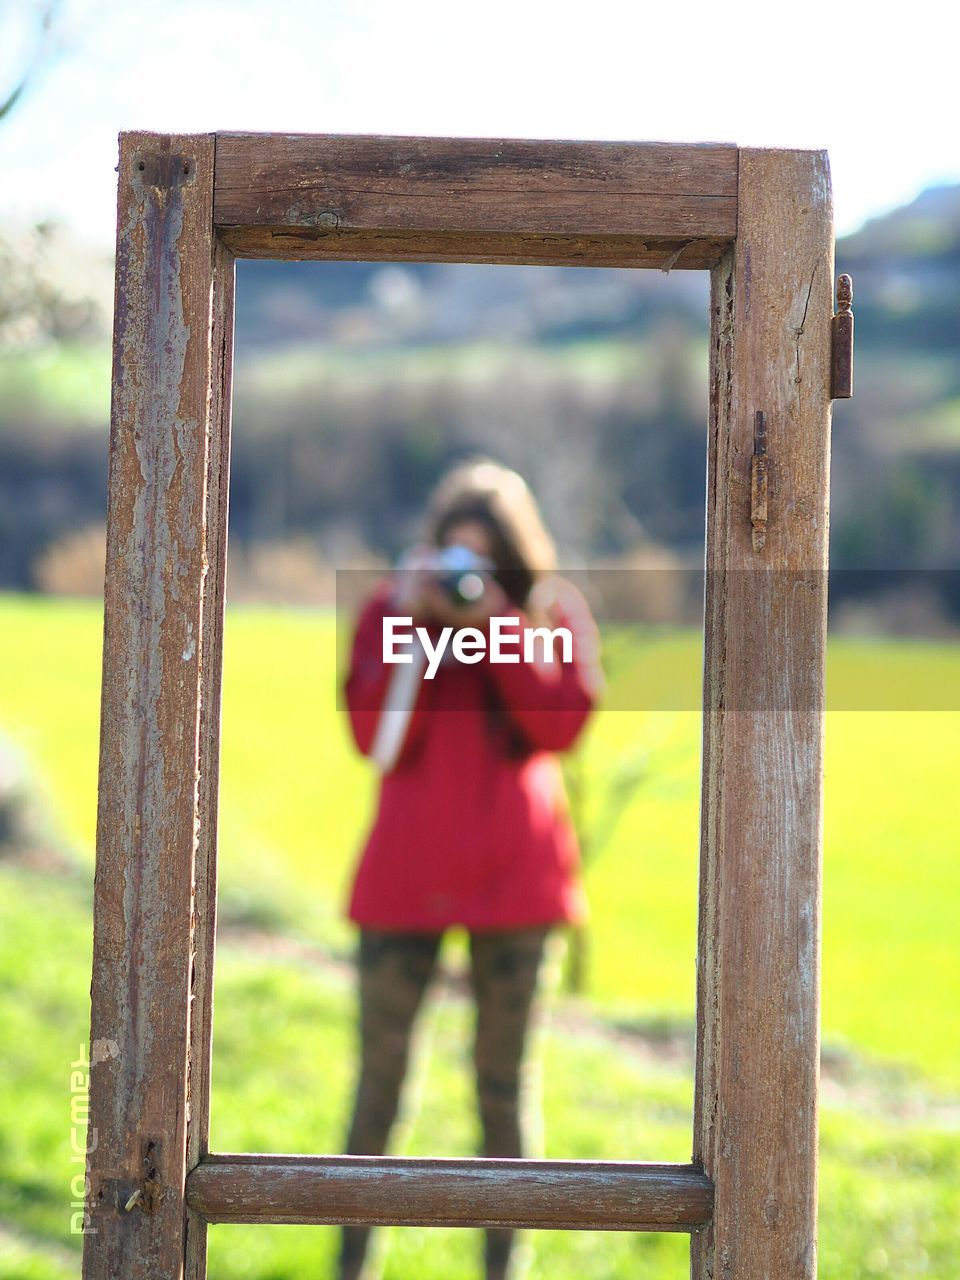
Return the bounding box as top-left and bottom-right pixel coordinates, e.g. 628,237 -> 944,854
83,131 -> 835,1280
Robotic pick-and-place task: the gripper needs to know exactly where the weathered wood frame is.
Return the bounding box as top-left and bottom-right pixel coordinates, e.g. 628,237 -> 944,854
83,131 -> 835,1280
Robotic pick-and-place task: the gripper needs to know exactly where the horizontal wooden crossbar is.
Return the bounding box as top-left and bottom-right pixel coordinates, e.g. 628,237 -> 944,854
213,133 -> 737,268
186,1155 -> 714,1232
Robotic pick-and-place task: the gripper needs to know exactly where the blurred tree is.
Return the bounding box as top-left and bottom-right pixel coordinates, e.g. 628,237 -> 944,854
0,221 -> 108,346
0,0 -> 64,124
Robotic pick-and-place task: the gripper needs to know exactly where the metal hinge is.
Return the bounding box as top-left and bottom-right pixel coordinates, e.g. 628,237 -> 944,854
831,273 -> 854,399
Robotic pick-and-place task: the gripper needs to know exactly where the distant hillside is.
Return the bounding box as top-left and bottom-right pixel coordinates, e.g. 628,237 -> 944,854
841,184 -> 960,350
1,186 -> 958,612
233,182 -> 960,354
234,256 -> 707,351
229,184 -> 960,586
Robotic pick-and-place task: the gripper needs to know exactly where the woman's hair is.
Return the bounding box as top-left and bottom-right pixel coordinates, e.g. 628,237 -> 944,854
425,458 -> 556,608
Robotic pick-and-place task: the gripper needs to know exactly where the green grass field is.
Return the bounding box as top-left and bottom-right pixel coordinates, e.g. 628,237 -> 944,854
1,593 -> 958,1278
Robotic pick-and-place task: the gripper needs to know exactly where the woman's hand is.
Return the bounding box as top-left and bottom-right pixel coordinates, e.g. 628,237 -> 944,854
391,546 -> 440,619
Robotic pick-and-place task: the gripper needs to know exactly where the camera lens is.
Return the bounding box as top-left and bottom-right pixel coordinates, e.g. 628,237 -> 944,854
454,571 -> 485,605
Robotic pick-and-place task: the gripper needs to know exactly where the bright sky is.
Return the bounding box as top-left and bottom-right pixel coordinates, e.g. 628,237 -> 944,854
1,0 -> 958,249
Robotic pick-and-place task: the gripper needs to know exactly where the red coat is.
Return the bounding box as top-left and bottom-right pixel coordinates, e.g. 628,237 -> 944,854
343,578 -> 601,931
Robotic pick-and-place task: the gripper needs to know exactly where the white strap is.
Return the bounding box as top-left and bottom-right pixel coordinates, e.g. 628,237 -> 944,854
369,643 -> 427,773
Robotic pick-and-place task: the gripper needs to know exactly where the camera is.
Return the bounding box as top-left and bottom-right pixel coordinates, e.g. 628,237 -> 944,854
433,545 -> 492,607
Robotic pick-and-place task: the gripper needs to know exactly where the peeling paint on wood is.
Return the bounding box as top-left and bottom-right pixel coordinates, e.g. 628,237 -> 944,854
83,132 -> 220,1280
183,234 -> 235,1280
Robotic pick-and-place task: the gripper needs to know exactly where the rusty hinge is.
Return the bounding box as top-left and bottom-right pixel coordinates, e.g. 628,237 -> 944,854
831,273 -> 854,399
750,410 -> 769,552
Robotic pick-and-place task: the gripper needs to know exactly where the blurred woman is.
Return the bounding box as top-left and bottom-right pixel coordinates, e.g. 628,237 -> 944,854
339,459 -> 602,1280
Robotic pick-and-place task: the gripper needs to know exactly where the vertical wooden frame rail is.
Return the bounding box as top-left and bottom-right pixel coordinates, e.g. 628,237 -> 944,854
694,150 -> 834,1280
83,132 -> 834,1280
83,131 -> 235,1279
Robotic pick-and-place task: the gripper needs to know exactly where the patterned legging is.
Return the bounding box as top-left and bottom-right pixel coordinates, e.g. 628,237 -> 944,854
338,926 -> 551,1280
